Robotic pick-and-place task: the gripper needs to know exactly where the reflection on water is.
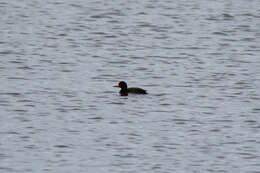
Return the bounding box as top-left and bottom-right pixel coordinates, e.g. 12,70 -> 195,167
0,0 -> 260,172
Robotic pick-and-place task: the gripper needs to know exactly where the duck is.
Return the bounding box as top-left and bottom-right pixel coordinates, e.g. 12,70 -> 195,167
114,81 -> 147,96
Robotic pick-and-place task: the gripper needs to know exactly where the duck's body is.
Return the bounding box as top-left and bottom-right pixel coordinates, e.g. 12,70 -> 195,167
120,87 -> 147,96
114,81 -> 147,96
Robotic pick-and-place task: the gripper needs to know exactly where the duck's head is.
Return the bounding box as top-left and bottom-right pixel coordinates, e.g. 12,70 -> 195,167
114,81 -> 127,89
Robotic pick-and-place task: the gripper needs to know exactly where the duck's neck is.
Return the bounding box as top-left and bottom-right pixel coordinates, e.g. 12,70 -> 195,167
120,88 -> 128,96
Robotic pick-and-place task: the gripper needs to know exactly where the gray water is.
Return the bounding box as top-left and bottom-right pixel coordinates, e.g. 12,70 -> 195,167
1,0 -> 260,172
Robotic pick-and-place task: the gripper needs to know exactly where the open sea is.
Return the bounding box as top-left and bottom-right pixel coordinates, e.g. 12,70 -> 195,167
0,0 -> 260,172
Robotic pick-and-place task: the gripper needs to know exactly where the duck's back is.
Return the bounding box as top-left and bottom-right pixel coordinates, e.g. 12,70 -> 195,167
127,87 -> 147,94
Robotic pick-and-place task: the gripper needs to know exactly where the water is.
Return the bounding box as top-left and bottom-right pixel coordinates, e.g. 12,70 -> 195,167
0,0 -> 260,172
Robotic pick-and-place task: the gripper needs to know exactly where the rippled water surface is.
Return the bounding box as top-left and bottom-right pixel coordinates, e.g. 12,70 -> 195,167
1,0 -> 260,172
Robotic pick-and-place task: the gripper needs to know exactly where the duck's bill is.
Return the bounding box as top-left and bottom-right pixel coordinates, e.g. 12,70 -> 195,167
113,83 -> 119,87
